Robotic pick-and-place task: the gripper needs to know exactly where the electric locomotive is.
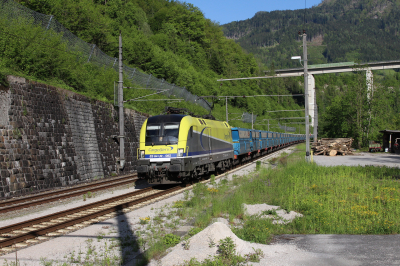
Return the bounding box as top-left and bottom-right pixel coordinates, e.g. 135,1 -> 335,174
136,114 -> 233,184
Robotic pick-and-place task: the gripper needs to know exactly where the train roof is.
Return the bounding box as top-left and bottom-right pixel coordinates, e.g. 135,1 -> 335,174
147,114 -> 187,124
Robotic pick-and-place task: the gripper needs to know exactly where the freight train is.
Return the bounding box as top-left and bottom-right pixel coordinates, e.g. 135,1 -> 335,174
136,114 -> 306,184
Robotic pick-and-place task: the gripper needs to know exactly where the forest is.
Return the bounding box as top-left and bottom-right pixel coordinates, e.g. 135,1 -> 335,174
223,0 -> 400,147
0,0 -> 305,133
2,0 -> 400,147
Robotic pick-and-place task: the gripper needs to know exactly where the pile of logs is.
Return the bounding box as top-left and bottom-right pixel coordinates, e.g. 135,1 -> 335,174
312,138 -> 354,156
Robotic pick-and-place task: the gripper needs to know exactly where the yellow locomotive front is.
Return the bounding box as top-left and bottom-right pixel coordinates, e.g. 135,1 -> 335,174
136,114 -> 233,184
137,114 -> 185,183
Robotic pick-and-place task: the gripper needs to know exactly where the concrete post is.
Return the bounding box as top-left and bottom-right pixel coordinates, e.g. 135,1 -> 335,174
118,33 -> 125,169
308,74 -> 315,125
366,68 -> 373,100
303,33 -> 310,162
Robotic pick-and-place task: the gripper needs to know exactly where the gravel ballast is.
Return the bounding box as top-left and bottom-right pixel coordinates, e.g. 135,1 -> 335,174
0,147 -> 298,265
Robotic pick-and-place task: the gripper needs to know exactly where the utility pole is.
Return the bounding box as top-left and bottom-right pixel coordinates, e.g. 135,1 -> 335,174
118,33 -> 125,170
313,94 -> 318,141
225,97 -> 228,122
302,31 -> 310,162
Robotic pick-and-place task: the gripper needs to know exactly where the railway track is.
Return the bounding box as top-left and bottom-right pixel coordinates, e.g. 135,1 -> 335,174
0,174 -> 138,214
0,144 -> 299,253
0,185 -> 186,252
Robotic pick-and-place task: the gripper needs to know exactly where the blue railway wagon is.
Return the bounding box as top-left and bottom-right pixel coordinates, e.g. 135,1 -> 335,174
267,132 -> 273,149
231,127 -> 253,156
274,132 -> 280,147
253,130 -> 262,152
260,131 -> 268,151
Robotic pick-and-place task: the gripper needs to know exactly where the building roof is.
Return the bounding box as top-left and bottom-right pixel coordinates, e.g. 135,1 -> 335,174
379,130 -> 400,133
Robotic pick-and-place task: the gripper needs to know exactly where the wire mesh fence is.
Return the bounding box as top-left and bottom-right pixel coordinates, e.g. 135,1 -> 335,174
242,112 -> 257,124
278,123 -> 296,132
0,0 -> 211,111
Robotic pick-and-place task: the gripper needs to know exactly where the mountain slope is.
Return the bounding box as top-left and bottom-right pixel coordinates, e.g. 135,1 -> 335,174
0,0 -> 305,131
222,0 -> 400,68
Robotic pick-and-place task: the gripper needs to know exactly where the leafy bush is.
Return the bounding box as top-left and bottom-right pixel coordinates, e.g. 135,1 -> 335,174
188,227 -> 202,237
163,234 -> 180,247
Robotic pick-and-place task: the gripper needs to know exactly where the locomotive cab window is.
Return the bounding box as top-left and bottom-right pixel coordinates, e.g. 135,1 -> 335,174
146,125 -> 161,137
163,123 -> 179,143
145,123 -> 179,145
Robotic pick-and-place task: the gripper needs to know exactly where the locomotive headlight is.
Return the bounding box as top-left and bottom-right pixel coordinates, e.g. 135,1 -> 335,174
140,150 -> 145,158
177,148 -> 184,157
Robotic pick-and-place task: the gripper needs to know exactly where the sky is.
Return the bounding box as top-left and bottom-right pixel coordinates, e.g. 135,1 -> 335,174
186,0 -> 324,25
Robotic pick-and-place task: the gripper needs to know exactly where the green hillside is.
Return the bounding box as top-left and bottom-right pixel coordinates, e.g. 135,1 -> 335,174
223,0 -> 400,68
0,0 -> 305,132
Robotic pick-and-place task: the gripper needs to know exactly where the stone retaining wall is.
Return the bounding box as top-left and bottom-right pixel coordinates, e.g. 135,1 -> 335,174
0,76 -> 149,198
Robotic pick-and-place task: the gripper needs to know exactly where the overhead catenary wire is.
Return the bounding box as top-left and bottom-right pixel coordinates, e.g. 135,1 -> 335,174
199,94 -> 304,98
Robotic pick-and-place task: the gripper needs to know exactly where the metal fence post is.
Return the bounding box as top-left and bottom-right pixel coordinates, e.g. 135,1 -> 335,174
87,44 -> 96,63
130,68 -> 136,80
46,15 -> 53,30
146,74 -> 152,88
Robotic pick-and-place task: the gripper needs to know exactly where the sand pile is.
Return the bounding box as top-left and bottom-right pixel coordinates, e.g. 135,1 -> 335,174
243,203 -> 303,224
149,222 -> 260,266
148,204 -> 305,266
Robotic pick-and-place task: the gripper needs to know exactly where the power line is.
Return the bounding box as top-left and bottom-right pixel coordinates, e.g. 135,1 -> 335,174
264,109 -> 305,113
199,94 -> 304,98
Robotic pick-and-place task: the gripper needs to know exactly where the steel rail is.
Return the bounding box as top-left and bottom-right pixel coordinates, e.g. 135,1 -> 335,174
0,187 -> 153,236
0,141 -> 304,250
0,186 -> 182,249
0,174 -> 137,213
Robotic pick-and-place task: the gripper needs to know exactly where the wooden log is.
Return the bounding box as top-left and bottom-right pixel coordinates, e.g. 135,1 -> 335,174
329,150 -> 337,156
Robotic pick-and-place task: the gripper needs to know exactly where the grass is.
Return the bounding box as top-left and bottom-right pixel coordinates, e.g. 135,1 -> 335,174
35,144 -> 400,265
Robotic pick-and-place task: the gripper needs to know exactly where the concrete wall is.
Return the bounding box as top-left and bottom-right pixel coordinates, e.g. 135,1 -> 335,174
0,76 -> 149,198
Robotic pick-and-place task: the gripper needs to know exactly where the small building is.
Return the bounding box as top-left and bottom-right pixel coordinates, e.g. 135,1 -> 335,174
379,130 -> 400,153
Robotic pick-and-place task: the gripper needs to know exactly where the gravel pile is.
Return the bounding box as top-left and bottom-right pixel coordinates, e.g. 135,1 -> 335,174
244,203 -> 303,224
149,220 -> 313,266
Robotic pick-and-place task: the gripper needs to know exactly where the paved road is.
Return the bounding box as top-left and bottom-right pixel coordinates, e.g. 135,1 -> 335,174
313,152 -> 400,168
272,234 -> 400,266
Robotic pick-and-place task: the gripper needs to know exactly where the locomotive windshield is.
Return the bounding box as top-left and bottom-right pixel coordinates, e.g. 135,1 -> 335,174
146,123 -> 179,145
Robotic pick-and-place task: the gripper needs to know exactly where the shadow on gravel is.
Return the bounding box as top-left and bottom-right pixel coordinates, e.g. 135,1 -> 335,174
116,210 -> 141,265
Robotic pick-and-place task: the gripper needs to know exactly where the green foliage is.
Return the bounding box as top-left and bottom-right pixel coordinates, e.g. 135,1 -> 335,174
1,0 -> 304,129
223,0 -> 400,68
163,233 -> 180,247
246,248 -> 264,263
188,227 -> 202,237
315,69 -> 400,147
217,237 -> 236,260
256,161 -> 261,171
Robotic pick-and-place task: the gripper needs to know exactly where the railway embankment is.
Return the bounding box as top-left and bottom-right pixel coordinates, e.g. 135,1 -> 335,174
0,76 -> 149,198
